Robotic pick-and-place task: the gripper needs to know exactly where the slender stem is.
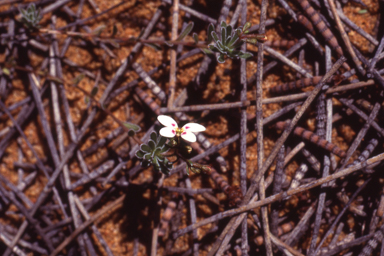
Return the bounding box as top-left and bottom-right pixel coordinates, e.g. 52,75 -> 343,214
167,0 -> 179,108
244,56 -> 346,204
50,195 -> 125,256
328,0 -> 364,75
239,0 -> 248,254
174,152 -> 384,237
314,178 -> 371,255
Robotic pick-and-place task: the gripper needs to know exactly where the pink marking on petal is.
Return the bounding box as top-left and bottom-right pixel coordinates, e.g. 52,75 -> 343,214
171,123 -> 176,127
182,132 -> 187,135
184,126 -> 190,129
172,130 -> 176,134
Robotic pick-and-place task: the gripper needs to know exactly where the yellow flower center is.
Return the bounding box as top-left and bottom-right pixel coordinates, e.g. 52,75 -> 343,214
175,127 -> 184,137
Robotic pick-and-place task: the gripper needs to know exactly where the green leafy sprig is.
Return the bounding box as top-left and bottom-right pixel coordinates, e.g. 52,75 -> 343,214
185,161 -> 211,176
136,132 -> 173,175
206,21 -> 267,63
135,132 -> 212,175
19,3 -> 42,31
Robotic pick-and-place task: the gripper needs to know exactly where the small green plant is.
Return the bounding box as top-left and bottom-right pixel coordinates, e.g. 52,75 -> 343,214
136,116 -> 211,175
204,21 -> 267,63
206,21 -> 249,63
19,3 -> 42,31
136,131 -> 173,175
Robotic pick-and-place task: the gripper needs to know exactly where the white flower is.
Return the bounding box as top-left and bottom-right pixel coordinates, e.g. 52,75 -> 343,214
157,115 -> 205,143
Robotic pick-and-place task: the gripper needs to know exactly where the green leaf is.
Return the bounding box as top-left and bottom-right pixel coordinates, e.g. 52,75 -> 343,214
176,22 -> 194,41
225,36 -> 233,46
221,26 -> 226,44
159,161 -> 170,175
136,150 -> 145,159
357,9 -> 367,14
148,140 -> 156,150
153,147 -> 162,157
157,135 -> 167,147
209,45 -> 222,53
255,34 -> 268,42
36,8 -> 41,17
242,22 -> 252,33
226,25 -> 232,40
228,33 -> 239,47
73,73 -> 85,85
145,43 -> 162,51
239,52 -> 253,59
93,25 -> 106,36
90,86 -> 98,97
112,25 -> 118,37
150,132 -> 157,142
20,8 -> 27,17
201,48 -> 213,55
192,33 -> 199,44
48,76 -> 64,84
140,144 -> 151,153
236,28 -> 242,36
228,50 -> 240,57
123,122 -> 141,132
202,165 -> 211,173
128,130 -> 135,137
84,97 -> 90,104
167,138 -> 178,147
216,40 -> 224,50
186,165 -> 190,176
2,68 -> 10,76
232,40 -> 244,49
211,31 -> 220,43
220,21 -> 227,29
160,145 -> 169,153
163,158 -> 170,167
152,157 -> 160,169
245,38 -> 258,45
162,158 -> 172,172
217,54 -> 225,63
144,153 -> 152,160
207,23 -> 214,43
165,159 -> 173,169
107,39 -> 120,49
190,166 -> 200,174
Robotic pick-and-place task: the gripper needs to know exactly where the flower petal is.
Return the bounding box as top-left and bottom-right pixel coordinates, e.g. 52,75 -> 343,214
181,131 -> 196,142
158,115 -> 178,128
182,123 -> 206,132
159,127 -> 176,138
